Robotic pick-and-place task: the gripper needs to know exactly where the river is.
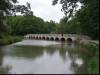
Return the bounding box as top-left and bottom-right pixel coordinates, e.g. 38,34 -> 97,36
0,39 -> 95,74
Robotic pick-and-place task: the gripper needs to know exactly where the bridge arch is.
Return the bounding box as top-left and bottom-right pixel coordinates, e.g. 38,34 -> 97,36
39,36 -> 42,40
42,36 -> 46,40
67,38 -> 72,42
46,37 -> 49,40
36,36 -> 38,39
34,36 -> 36,39
55,37 -> 59,41
61,38 -> 65,41
33,36 -> 35,39
50,37 -> 54,40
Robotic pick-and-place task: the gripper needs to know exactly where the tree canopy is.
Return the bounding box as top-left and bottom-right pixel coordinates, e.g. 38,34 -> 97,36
0,0 -> 99,40
0,0 -> 33,37
53,0 -> 99,39
6,16 -> 57,35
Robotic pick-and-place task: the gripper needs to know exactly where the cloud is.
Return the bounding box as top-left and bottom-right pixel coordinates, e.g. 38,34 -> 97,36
18,0 -> 64,22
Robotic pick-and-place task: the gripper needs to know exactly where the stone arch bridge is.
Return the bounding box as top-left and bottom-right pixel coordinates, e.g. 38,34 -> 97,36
24,34 -> 91,42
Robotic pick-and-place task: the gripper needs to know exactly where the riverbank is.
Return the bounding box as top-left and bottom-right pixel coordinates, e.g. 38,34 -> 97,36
0,35 -> 23,46
73,38 -> 99,74
79,41 -> 99,74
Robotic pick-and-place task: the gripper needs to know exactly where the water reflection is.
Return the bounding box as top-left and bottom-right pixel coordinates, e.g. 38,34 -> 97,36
0,48 -> 11,74
0,49 -> 3,66
2,43 -> 75,60
0,40 -> 96,74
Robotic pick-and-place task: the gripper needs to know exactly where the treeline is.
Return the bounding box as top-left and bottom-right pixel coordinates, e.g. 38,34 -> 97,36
6,16 -> 57,35
0,0 -> 99,42
53,0 -> 99,40
0,0 -> 35,45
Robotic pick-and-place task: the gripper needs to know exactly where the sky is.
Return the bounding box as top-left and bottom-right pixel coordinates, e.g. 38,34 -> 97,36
17,0 -> 64,22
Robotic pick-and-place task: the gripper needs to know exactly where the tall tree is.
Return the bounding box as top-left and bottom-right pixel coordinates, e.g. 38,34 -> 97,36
52,0 -> 81,37
0,0 -> 17,36
76,0 -> 99,39
52,0 -> 81,22
52,0 -> 99,39
0,0 -> 33,37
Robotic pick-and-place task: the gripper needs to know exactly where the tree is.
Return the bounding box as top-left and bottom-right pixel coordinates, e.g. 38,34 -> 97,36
11,2 -> 33,16
45,20 -> 57,34
52,0 -> 99,39
52,0 -> 81,37
0,0 -> 33,37
52,0 -> 81,22
0,0 -> 18,36
75,0 -> 99,39
0,0 -> 33,16
6,16 -> 57,35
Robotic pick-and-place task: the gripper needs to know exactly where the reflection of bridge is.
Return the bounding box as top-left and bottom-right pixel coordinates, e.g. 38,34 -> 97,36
24,34 -> 91,42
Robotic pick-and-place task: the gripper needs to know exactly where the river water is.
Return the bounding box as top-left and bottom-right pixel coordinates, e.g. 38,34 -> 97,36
0,40 -> 91,74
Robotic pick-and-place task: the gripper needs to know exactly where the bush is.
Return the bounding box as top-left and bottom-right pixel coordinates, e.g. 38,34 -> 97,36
0,39 -> 10,45
88,57 -> 99,74
0,35 -> 23,45
84,43 -> 99,74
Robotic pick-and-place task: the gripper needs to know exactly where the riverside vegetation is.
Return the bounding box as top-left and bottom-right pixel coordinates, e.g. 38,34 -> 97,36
0,0 -> 99,74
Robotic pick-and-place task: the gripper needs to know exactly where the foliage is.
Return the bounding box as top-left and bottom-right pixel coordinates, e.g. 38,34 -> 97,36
45,20 -> 57,34
52,0 -> 82,22
6,16 -> 57,35
0,35 -> 23,45
53,0 -> 99,39
82,43 -> 99,74
0,0 -> 33,16
0,0 -> 33,37
76,0 -> 99,39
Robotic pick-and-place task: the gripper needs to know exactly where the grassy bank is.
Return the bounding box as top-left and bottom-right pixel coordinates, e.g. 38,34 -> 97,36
80,42 -> 99,74
0,35 -> 23,45
73,39 -> 99,74
86,44 -> 99,74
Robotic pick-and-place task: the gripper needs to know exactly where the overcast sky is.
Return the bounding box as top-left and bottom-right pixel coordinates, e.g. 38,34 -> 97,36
18,0 -> 64,22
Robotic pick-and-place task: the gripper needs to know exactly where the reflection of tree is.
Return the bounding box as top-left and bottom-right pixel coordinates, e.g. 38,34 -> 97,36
59,42 -> 74,61
1,43 -> 98,74
58,43 -> 94,74
0,65 -> 11,74
59,43 -> 67,60
58,42 -> 87,73
45,46 -> 56,56
8,46 -> 44,59
69,52 -> 89,74
70,61 -> 88,74
0,49 -> 11,74
0,50 -> 3,66
0,49 -> 3,66
6,45 -> 57,59
68,44 -> 96,74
